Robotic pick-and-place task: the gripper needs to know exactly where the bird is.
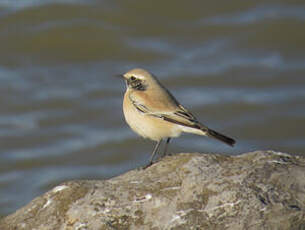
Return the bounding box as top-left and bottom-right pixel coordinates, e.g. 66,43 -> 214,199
118,68 -> 235,167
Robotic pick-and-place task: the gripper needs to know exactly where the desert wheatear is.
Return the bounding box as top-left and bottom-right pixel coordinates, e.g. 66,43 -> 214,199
119,68 -> 235,166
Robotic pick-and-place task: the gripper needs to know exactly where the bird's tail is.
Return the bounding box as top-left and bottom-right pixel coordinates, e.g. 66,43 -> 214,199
180,122 -> 236,147
205,127 -> 235,147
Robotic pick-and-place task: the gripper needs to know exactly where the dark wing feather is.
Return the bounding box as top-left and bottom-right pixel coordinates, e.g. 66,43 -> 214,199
130,94 -> 202,129
129,94 -> 236,147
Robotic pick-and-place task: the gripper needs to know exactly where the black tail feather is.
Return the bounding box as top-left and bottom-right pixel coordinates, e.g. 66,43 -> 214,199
206,128 -> 236,147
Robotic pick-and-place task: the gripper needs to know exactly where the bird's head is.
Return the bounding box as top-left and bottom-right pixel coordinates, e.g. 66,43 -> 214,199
119,68 -> 158,91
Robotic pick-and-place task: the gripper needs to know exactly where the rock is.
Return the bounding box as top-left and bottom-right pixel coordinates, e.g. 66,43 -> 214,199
1,150 -> 305,230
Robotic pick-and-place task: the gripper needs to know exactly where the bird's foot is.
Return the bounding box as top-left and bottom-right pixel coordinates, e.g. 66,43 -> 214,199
136,161 -> 154,170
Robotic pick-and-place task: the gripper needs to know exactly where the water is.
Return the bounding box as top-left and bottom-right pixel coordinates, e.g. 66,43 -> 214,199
0,0 -> 305,217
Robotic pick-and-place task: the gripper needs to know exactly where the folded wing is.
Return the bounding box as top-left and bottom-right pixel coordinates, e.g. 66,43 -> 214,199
129,92 -> 235,147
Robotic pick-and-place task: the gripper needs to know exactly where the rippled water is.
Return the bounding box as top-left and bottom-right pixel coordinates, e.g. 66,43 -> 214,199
0,0 -> 305,217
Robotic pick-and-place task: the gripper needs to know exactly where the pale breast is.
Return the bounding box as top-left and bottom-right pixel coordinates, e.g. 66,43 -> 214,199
123,91 -> 182,141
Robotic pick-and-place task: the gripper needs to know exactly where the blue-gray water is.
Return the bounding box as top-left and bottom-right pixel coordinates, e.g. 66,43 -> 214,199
0,0 -> 305,217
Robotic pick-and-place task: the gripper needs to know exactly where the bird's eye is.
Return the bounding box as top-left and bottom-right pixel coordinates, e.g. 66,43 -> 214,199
130,76 -> 136,81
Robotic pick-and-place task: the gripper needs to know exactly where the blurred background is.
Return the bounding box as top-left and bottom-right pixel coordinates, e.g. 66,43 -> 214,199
0,0 -> 304,217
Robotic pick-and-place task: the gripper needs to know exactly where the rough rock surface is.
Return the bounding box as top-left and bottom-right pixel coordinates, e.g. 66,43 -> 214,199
1,151 -> 305,230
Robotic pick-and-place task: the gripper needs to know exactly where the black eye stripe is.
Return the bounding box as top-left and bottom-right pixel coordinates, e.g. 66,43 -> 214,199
127,77 -> 146,91
130,76 -> 136,81
132,79 -> 142,87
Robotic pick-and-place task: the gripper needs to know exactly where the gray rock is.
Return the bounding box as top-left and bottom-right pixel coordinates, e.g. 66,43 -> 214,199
1,151 -> 305,230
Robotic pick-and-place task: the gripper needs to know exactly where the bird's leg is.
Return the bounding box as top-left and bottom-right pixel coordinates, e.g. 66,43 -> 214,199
144,139 -> 162,168
162,138 -> 171,157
